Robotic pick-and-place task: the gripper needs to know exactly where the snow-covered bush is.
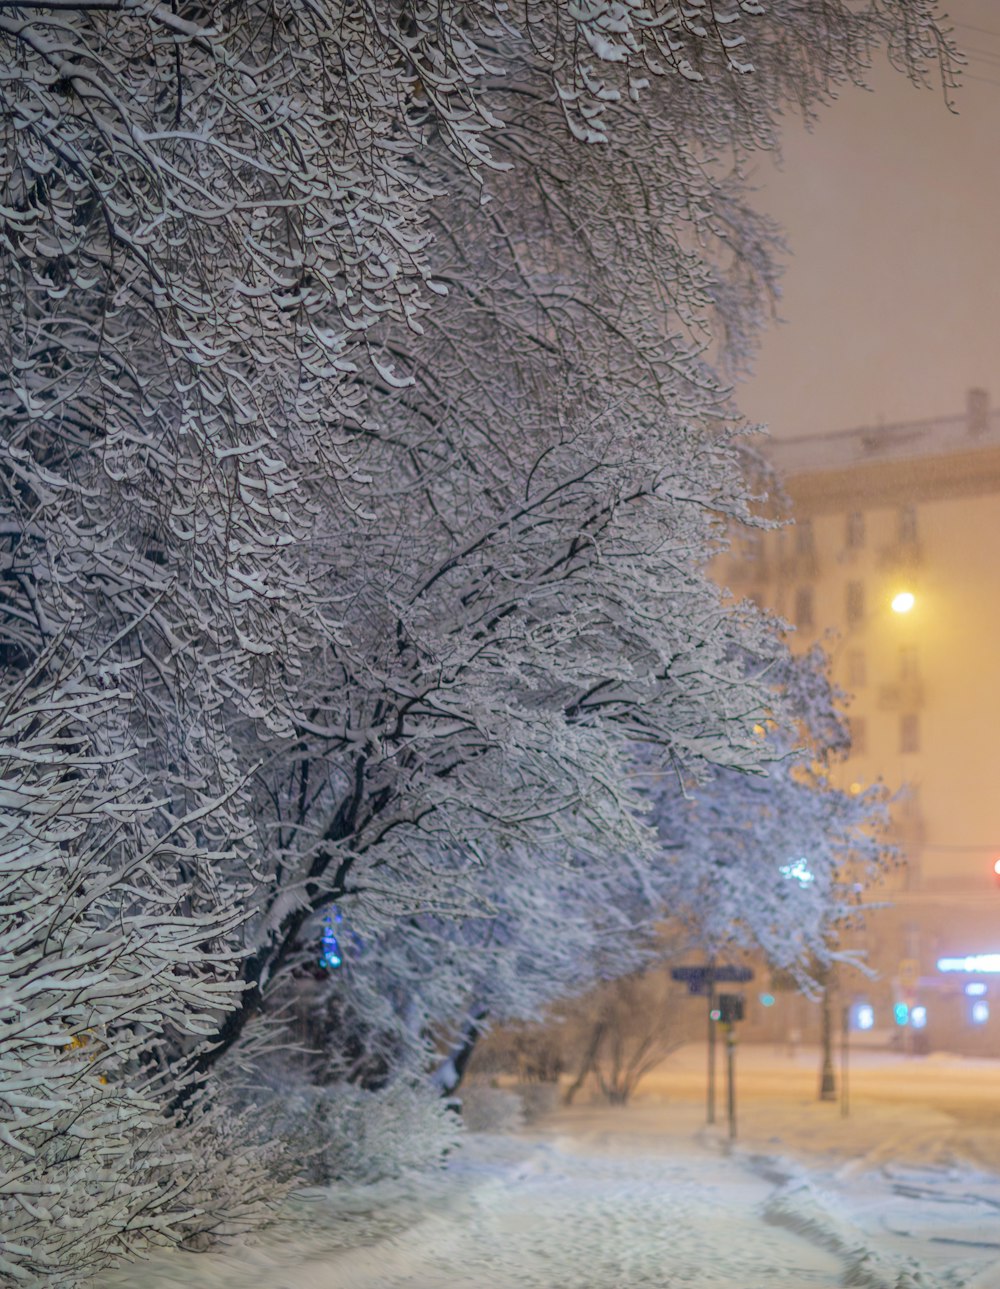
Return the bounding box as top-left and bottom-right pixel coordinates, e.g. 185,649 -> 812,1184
237,1073 -> 463,1187
457,1085 -> 526,1134
321,1081 -> 462,1183
160,1092 -> 306,1251
0,659 -> 272,1285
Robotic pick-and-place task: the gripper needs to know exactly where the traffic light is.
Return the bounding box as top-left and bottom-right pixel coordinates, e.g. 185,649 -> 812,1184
717,993 -> 745,1024
993,857 -> 1000,887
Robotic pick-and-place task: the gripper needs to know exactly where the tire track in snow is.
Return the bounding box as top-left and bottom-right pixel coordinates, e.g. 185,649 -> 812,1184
750,1151 -> 960,1289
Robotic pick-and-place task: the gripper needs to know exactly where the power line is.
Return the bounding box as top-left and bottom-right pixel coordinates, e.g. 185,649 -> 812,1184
955,20 -> 1000,41
922,844 -> 1000,853
965,46 -> 1000,66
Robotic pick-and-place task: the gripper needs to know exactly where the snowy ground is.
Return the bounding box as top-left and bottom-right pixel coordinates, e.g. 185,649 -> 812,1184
95,1046 -> 1000,1289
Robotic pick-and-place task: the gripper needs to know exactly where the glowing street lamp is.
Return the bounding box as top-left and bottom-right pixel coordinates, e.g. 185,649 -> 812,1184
891,590 -> 916,614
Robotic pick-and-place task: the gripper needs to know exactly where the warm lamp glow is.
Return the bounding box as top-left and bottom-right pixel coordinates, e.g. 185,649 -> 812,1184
891,591 -> 915,614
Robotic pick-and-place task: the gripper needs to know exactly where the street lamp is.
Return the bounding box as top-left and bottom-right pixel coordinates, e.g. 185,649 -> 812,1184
891,590 -> 916,614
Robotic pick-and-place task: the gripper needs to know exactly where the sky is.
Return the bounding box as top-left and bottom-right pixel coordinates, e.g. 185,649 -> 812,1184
737,0 -> 1000,440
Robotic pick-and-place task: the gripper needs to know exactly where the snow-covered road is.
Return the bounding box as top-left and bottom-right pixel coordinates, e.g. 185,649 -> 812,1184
97,1048 -> 1000,1289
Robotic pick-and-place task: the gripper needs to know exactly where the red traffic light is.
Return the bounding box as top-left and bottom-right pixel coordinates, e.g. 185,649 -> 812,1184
993,857 -> 1000,885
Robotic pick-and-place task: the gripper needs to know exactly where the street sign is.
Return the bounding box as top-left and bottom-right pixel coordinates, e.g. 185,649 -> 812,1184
672,966 -> 755,1131
671,965 -> 754,995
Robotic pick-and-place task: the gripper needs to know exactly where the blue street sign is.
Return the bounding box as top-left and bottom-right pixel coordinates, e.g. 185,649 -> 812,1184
671,965 -> 754,995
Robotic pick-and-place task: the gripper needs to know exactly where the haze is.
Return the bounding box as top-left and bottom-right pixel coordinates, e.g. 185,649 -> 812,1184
739,0 -> 1000,438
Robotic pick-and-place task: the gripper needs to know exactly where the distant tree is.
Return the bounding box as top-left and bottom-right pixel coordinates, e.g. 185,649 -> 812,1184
561,972 -> 694,1106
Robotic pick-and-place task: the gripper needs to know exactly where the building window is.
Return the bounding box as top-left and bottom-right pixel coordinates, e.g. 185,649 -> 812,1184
899,504 -> 918,545
900,713 -> 920,754
794,586 -> 814,629
848,716 -> 867,755
795,518 -> 815,557
846,511 -> 865,550
847,649 -> 866,688
846,580 -> 865,626
899,645 -> 919,681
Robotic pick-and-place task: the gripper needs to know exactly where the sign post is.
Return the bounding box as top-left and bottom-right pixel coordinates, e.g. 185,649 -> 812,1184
671,965 -> 753,1129
717,993 -> 745,1140
707,966 -> 716,1125
819,978 -> 836,1101
897,958 -> 919,1056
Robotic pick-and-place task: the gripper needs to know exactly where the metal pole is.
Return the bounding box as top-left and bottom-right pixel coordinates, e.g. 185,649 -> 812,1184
819,978 -> 837,1101
707,973 -> 717,1125
726,1022 -> 737,1140
840,1003 -> 850,1118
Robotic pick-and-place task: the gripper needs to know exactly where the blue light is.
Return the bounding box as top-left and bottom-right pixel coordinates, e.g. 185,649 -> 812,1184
965,982 -> 988,997
780,858 -> 815,886
972,1000 -> 990,1026
759,993 -> 775,1008
894,1002 -> 909,1026
910,1006 -> 927,1030
937,954 -> 1000,974
319,908 -> 344,970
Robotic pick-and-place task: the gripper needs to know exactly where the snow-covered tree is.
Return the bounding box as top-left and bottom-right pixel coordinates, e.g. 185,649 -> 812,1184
647,644 -> 890,979
0,0 -> 957,1274
191,4 -> 953,1086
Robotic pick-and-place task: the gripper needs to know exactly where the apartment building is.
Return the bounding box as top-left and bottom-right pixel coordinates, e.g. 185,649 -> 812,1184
724,389 -> 1000,1053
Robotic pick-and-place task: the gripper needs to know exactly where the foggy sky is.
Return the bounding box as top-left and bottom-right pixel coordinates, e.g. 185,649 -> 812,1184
737,0 -> 1000,441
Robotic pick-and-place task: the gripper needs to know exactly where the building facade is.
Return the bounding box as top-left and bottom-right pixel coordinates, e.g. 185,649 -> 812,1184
724,389 -> 1000,1053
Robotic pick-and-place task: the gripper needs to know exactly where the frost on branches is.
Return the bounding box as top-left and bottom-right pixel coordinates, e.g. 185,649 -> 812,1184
644,645 -> 891,983
0,0 -> 957,1279
210,3 -> 953,1086
0,658 -> 270,1285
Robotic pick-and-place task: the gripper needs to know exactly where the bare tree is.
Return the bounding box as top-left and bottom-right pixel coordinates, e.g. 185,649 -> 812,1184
563,974 -> 693,1106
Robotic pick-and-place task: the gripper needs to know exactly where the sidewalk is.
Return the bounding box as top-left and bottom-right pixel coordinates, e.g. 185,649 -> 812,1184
95,1046 -> 1000,1288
